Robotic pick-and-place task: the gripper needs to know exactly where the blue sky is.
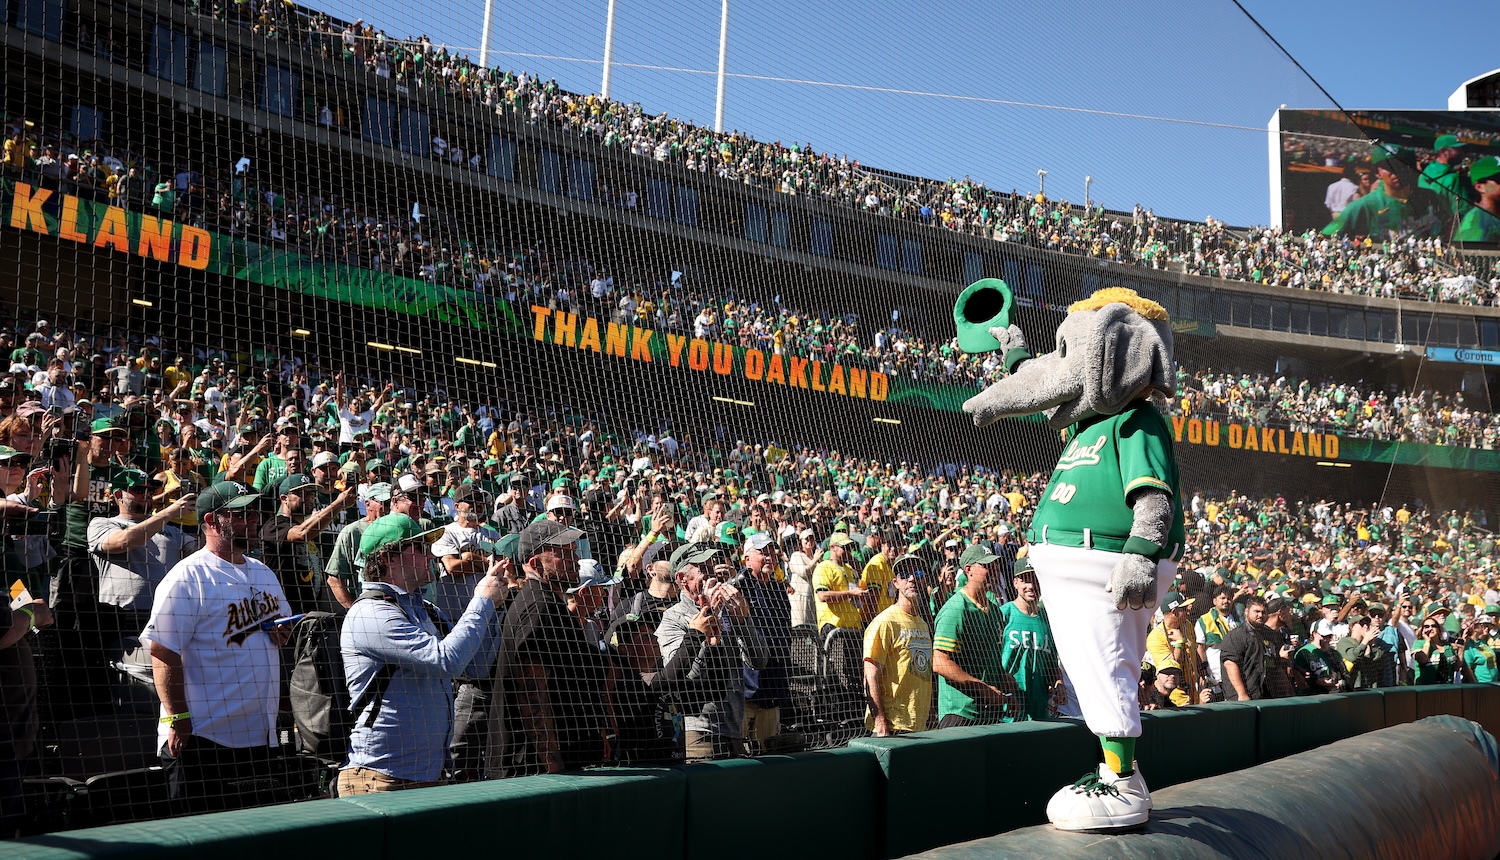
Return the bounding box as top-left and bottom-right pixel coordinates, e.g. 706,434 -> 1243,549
309,0 -> 1493,226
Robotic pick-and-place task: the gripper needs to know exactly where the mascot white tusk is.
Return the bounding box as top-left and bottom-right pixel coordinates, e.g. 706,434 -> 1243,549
956,280 -> 1185,832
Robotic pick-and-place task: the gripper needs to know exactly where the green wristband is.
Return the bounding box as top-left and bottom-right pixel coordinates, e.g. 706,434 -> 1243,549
1122,536 -> 1163,560
1003,348 -> 1034,374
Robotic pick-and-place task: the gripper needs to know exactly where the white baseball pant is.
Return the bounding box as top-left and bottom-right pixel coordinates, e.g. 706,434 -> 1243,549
1027,542 -> 1177,738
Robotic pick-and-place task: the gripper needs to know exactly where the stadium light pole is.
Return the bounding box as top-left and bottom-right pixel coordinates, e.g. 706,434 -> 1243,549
600,0 -> 618,99
1037,169 -> 1047,198
478,0 -> 495,68
714,0 -> 729,132
1085,175 -> 1092,210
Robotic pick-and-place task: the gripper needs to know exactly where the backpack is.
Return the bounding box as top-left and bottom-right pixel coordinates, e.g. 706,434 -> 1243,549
288,590 -> 448,762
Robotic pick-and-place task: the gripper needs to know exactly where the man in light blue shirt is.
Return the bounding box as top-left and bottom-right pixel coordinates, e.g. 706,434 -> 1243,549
338,514 -> 502,794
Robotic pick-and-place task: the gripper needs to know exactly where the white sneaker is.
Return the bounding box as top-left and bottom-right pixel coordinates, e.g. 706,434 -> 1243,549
1046,763 -> 1152,831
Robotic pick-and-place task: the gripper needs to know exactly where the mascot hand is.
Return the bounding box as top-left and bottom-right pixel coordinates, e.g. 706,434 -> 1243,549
1106,553 -> 1158,611
990,324 -> 1029,356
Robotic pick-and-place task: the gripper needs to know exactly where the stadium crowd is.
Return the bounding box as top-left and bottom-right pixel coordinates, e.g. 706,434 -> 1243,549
8,112 -> 1500,456
281,8 -> 1500,305
1,305 -> 1498,835
19,2 -> 1500,309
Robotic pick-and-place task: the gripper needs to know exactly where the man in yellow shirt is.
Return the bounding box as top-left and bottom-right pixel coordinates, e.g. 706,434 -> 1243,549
1146,593 -> 1203,706
860,531 -> 896,620
864,555 -> 933,735
814,532 -> 866,724
814,533 -> 865,632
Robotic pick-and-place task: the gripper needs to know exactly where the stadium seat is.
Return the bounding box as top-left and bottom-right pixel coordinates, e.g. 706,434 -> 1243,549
73,767 -> 171,830
785,624 -> 821,732
814,627 -> 867,745
43,715 -> 159,780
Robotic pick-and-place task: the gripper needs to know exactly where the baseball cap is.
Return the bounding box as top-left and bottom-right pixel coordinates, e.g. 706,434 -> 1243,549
1320,594 -> 1340,606
716,521 -> 742,547
1370,143 -> 1406,167
892,553 -> 927,579
91,417 -> 126,436
953,278 -> 1014,354
394,473 -> 424,496
278,473 -> 316,496
798,528 -> 816,541
1346,613 -> 1370,628
453,484 -> 490,507
943,538 -> 960,550
546,494 -> 576,512
1434,133 -> 1461,151
196,481 -> 262,517
828,533 -> 854,547
517,519 -> 584,561
1155,657 -> 1183,674
0,445 -> 30,465
958,544 -> 1000,567
111,468 -> 163,491
358,513 -> 443,567
310,451 -> 338,470
745,532 -> 776,552
669,542 -> 721,574
1162,593 -> 1195,613
1471,156 -> 1500,184
566,559 -> 621,594
494,533 -> 522,563
362,482 -> 394,503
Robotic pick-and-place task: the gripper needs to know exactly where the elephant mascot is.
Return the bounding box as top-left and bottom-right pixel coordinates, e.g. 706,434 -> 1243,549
958,282 -> 1185,831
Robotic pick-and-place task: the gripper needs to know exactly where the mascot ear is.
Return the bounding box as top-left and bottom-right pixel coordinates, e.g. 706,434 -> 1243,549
1082,304 -> 1175,415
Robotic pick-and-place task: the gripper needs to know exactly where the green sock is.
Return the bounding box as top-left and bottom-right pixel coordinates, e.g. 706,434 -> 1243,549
1100,736 -> 1135,776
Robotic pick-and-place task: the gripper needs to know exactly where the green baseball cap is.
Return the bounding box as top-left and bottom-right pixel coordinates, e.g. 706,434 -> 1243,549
494,533 -> 521,563
196,481 -> 262,517
278,473 -> 316,496
1162,592 -> 1196,613
953,278 -> 1014,354
958,543 -> 1000,567
1320,594 -> 1340,606
1434,133 -> 1461,151
1370,143 -> 1406,166
358,513 -> 443,567
91,417 -> 126,436
716,521 -> 742,547
363,482 -> 394,503
111,468 -> 162,491
669,542 -> 721,574
0,445 -> 31,465
1471,156 -> 1500,184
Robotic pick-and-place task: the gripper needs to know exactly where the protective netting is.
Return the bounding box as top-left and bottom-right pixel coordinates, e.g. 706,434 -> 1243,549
1,0 -> 1499,839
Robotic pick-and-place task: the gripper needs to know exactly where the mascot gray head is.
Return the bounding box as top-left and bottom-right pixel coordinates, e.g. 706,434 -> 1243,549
961,287 -> 1175,431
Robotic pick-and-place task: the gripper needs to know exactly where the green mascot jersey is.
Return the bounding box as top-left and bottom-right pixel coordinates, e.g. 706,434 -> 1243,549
1027,400 -> 1185,555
